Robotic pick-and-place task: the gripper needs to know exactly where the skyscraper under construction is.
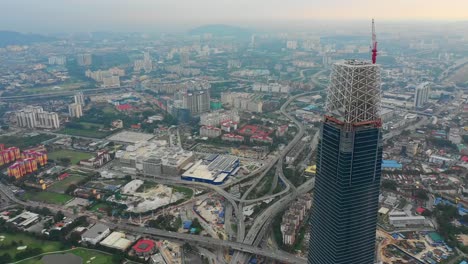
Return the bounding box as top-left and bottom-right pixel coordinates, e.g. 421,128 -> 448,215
307,59 -> 383,264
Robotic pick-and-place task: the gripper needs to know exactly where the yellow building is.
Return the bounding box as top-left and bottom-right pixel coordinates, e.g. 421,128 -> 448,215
305,165 -> 317,175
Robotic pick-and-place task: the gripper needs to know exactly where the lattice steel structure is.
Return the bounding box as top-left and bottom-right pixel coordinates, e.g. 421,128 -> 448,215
326,60 -> 381,126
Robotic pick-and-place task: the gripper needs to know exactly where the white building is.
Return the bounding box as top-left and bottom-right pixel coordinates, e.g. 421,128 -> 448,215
74,92 -> 85,106
116,141 -> 194,177
389,216 -> 426,227
7,211 -> 39,228
221,92 -> 263,113
48,55 -> 66,65
68,103 -> 83,118
252,83 -> 290,94
200,126 -> 221,138
200,110 -> 240,127
77,53 -> 92,66
429,155 -> 454,165
100,231 -> 134,251
286,40 -> 298,50
414,82 -> 431,109
103,75 -> 120,87
182,90 -> 210,115
16,106 -> 60,129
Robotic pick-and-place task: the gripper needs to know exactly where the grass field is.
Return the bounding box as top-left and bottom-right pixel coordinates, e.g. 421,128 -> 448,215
0,134 -> 55,149
0,232 -> 63,260
47,174 -> 87,193
22,191 -> 73,205
23,81 -> 90,95
57,127 -> 111,139
48,149 -> 93,164
16,248 -> 115,264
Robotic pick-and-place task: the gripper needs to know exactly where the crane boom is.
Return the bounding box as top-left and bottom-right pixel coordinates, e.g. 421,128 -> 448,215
371,19 -> 378,64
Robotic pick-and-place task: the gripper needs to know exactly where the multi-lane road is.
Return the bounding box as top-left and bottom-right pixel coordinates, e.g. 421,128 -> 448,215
0,181 -> 306,263
231,91 -> 318,263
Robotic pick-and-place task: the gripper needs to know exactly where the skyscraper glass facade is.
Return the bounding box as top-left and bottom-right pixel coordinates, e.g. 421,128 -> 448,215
308,60 -> 382,264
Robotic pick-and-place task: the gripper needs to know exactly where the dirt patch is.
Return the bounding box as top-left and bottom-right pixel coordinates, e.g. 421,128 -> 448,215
448,64 -> 468,84
458,234 -> 468,246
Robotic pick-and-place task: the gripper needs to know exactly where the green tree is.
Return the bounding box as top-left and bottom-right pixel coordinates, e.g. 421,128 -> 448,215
381,180 -> 398,191
0,253 -> 12,263
415,189 -> 429,201
54,211 -> 65,222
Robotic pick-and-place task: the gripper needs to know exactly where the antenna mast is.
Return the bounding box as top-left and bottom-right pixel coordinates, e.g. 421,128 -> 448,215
371,19 -> 378,64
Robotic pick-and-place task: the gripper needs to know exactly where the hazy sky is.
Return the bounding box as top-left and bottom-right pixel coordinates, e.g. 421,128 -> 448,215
2,0 -> 468,32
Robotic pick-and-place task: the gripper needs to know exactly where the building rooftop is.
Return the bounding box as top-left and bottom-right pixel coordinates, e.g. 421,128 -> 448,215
82,223 -> 109,240
182,155 -> 239,184
108,131 -> 155,144
100,231 -> 134,251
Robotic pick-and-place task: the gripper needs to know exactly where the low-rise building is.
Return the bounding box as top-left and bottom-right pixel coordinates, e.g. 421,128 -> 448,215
79,151 -> 111,168
81,223 -> 111,245
181,154 -> 239,185
221,133 -> 244,142
389,216 -> 426,228
100,231 -> 135,251
7,211 -> 39,228
200,126 -> 221,138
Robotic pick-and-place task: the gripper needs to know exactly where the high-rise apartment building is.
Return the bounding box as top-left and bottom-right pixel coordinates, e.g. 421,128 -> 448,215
134,51 -> 153,73
102,75 -> 120,87
48,55 -> 66,65
77,53 -> 92,66
308,60 -> 383,264
16,106 -> 60,129
414,82 -> 431,109
182,90 -> 210,115
74,92 -> 85,106
68,103 -> 83,118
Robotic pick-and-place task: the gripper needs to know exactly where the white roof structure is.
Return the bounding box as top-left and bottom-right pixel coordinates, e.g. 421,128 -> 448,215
121,180 -> 144,194
378,207 -> 389,215
8,211 -> 39,227
100,231 -> 133,251
108,131 -> 155,144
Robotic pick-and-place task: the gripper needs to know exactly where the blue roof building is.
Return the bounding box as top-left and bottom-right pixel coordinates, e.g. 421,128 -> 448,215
382,160 -> 403,169
183,220 -> 192,229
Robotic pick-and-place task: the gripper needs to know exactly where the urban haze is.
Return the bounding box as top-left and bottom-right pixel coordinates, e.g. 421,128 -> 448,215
0,1 -> 467,264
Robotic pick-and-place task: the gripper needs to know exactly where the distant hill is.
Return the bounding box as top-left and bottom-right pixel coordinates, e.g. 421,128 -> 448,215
189,24 -> 251,38
0,31 -> 53,47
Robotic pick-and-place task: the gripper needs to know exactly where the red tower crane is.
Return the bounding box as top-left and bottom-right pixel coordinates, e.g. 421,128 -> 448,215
371,19 -> 378,64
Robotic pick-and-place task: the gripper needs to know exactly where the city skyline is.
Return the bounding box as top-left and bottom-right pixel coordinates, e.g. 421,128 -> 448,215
2,0 -> 468,32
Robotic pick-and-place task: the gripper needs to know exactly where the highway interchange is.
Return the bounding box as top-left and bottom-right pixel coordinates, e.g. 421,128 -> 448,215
0,89 -> 319,264
0,68 -> 449,263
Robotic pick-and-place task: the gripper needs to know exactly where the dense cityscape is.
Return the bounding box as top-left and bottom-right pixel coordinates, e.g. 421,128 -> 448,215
1,2 -> 468,264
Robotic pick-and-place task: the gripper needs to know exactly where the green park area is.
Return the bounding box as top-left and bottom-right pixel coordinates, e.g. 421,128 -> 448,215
58,122 -> 112,139
47,174 -> 87,193
0,232 -> 63,262
48,149 -> 93,165
15,248 -> 115,264
0,134 -> 55,149
22,81 -> 91,95
22,191 -> 73,205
